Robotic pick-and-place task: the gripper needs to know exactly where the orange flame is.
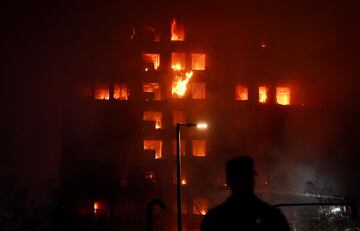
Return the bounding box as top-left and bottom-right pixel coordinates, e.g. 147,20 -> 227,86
172,71 -> 193,98
276,87 -> 291,105
181,178 -> 187,185
172,63 -> 183,71
200,209 -> 207,215
171,18 -> 184,41
94,202 -> 99,210
259,86 -> 268,103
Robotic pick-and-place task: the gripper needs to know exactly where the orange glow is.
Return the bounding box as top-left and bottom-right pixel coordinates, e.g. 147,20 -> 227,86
113,83 -> 129,100
235,85 -> 248,101
171,18 -> 185,41
143,53 -> 160,70
193,198 -> 209,215
143,82 -> 161,101
191,53 -> 206,70
143,111 -> 162,129
172,111 -> 186,126
192,83 -> 206,99
276,87 -> 291,105
94,200 -> 109,217
173,139 -> 186,156
181,178 -> 187,185
172,71 -> 193,98
144,140 -> 162,159
94,84 -> 109,100
192,140 -> 206,157
172,199 -> 187,214
259,86 -> 269,103
130,28 -> 135,40
171,52 -> 186,70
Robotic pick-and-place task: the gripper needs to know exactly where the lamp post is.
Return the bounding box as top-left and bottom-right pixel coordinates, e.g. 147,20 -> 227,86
176,122 -> 207,231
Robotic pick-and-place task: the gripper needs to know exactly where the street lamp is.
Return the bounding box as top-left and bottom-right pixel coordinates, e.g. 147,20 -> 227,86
176,122 -> 207,231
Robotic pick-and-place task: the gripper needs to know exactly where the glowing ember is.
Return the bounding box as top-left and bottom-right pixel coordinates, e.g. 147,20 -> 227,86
94,202 -> 99,210
181,178 -> 187,185
172,71 -> 193,98
200,209 -> 207,215
93,200 -> 109,217
276,87 -> 291,105
171,18 -> 185,41
145,170 -> 156,182
259,86 -> 268,103
193,198 -> 209,215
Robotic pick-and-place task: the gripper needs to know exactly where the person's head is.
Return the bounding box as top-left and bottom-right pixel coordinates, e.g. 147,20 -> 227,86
226,156 -> 256,196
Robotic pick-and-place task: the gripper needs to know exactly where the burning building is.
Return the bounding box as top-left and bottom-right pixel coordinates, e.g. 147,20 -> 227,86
62,18 -> 305,230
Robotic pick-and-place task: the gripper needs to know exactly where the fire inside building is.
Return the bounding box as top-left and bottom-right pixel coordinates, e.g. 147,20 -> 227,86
61,18 -> 351,230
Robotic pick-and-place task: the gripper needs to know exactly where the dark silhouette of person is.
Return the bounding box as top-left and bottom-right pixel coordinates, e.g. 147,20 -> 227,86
201,156 -> 290,231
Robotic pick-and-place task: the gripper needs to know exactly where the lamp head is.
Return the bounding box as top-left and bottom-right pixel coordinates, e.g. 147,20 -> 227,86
178,122 -> 208,129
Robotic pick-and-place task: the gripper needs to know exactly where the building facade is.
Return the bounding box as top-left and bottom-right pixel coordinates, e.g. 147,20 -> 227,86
62,18 -> 301,230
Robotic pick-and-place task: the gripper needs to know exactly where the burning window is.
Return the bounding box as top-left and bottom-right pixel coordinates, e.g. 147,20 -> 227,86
172,111 -> 186,126
171,18 -> 185,41
172,139 -> 186,156
94,83 -> 110,100
172,71 -> 193,98
144,140 -> 162,159
143,111 -> 162,129
143,82 -> 161,101
113,83 -> 129,100
171,52 -> 186,71
143,53 -> 160,71
276,87 -> 291,105
94,200 -> 110,218
191,54 -> 206,70
193,198 -> 209,215
192,83 -> 206,99
259,86 -> 269,103
192,140 -> 206,157
235,85 -> 248,101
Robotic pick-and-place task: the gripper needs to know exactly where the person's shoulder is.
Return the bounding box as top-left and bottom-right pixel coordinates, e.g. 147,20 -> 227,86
201,203 -> 230,231
206,202 -> 228,216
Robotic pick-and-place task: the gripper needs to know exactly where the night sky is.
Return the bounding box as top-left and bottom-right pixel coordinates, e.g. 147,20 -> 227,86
2,1 -> 360,202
